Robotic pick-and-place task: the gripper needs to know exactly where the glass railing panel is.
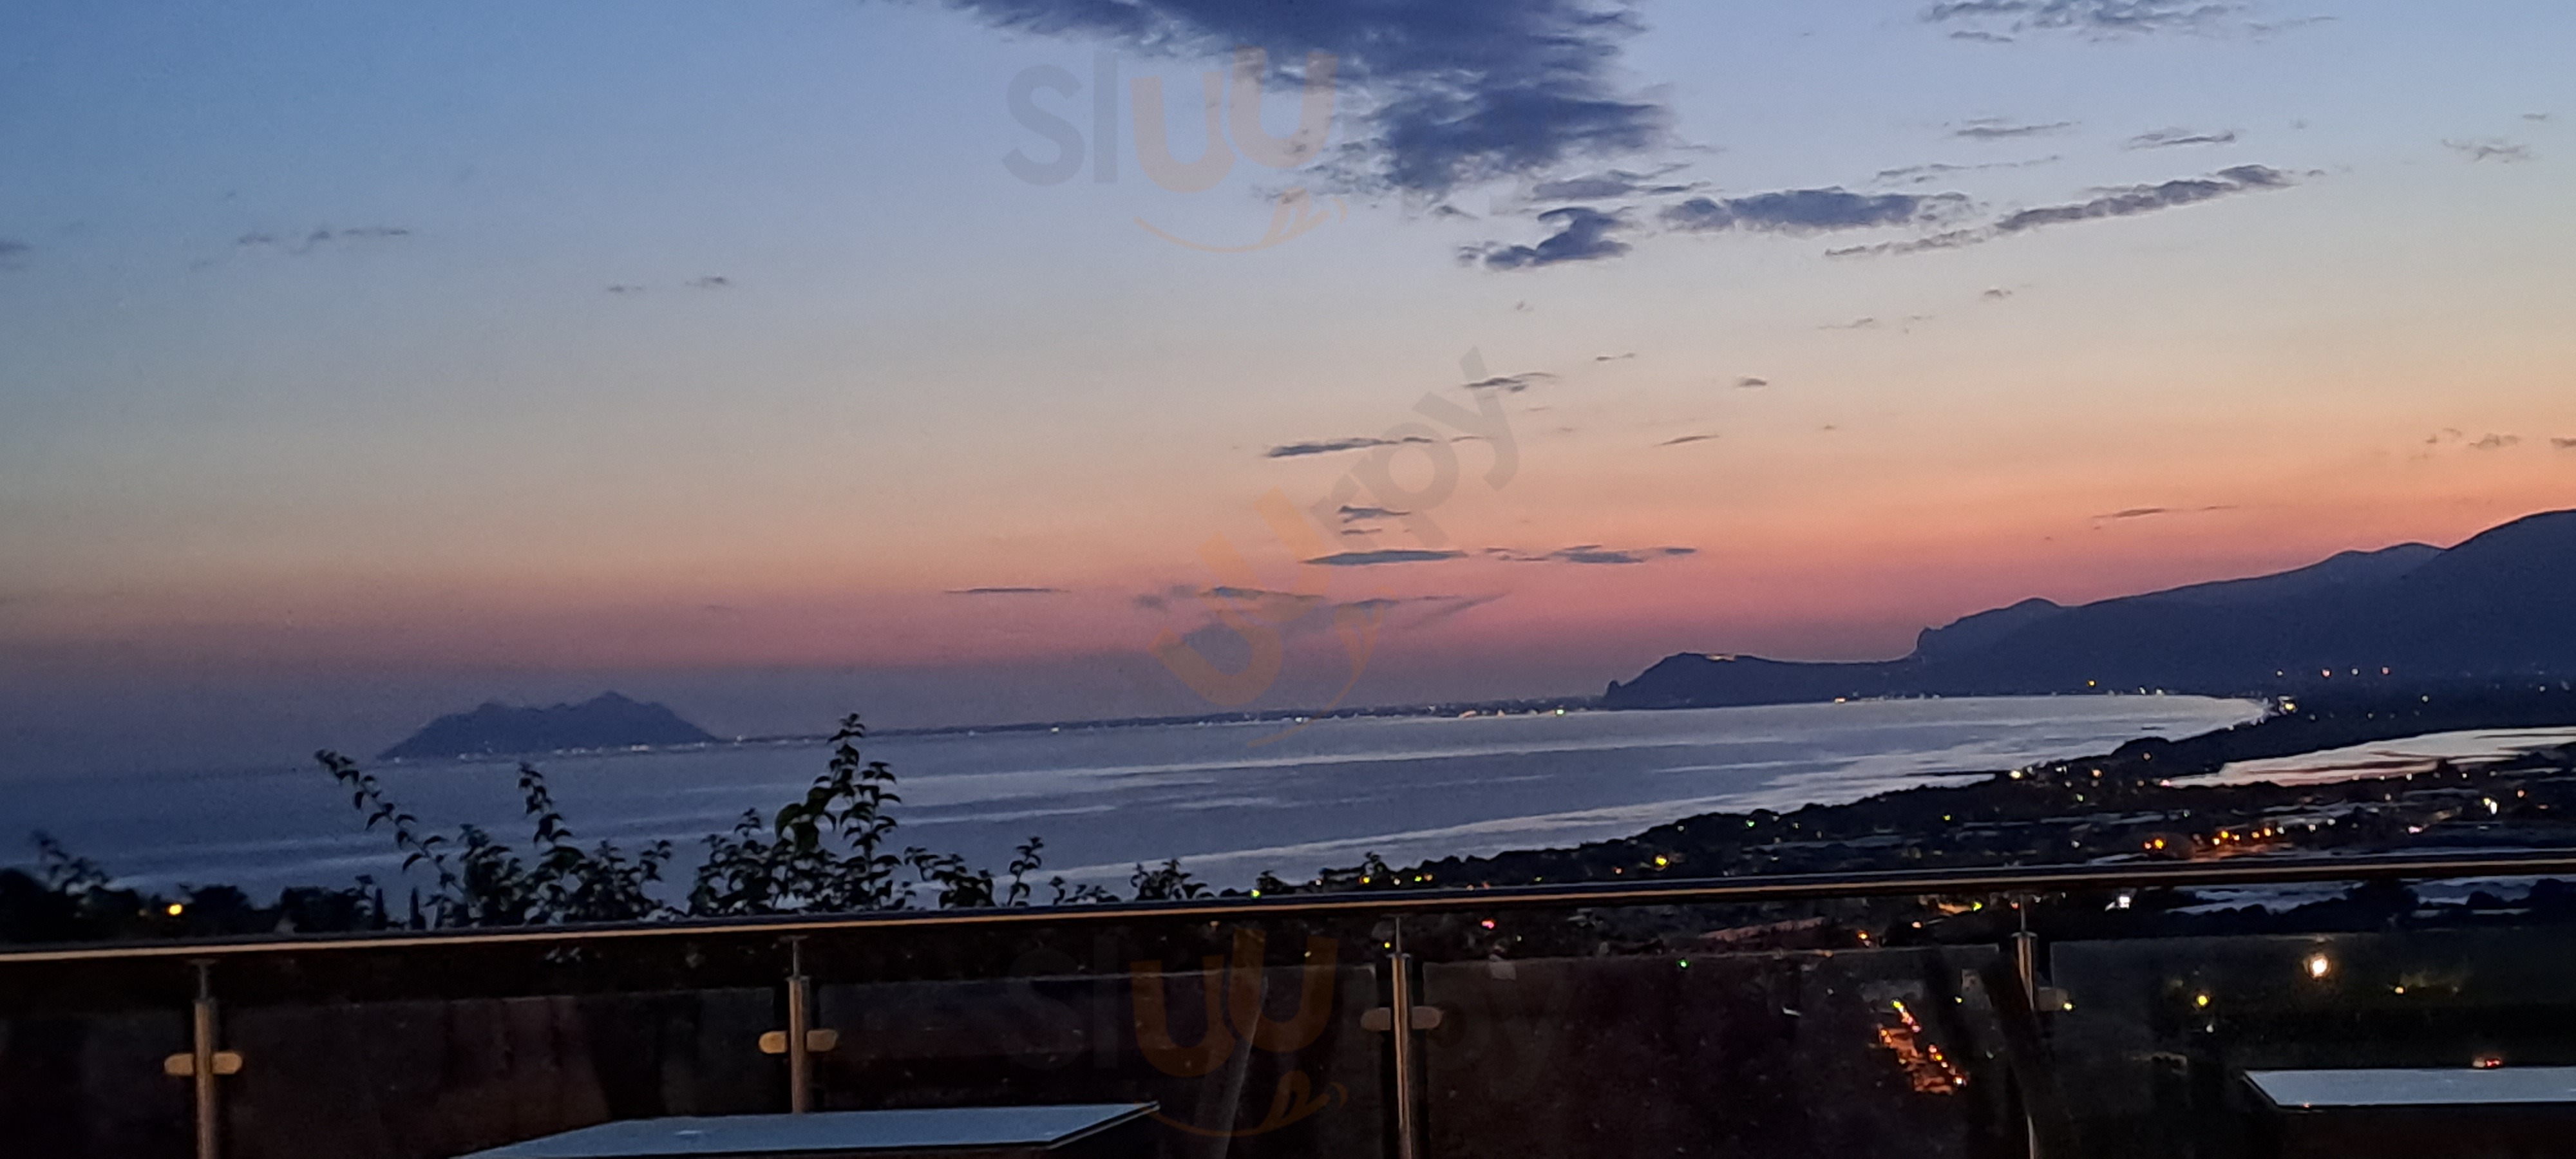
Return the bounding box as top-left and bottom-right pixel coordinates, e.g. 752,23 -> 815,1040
0,1004 -> 192,1158
0,915 -> 1394,1159
2049,917 -> 2576,1158
1416,903 -> 2014,1157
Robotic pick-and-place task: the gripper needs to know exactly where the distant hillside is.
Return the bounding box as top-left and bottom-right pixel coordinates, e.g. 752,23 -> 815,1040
379,693 -> 717,760
1607,509 -> 2576,710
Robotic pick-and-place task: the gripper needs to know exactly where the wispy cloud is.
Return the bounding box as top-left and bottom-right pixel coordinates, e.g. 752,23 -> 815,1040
2470,433 -> 2521,451
2092,504 -> 2233,520
1464,371 -> 1555,393
234,225 -> 413,257
2445,138 -> 2533,163
1305,549 -> 1468,566
605,284 -> 647,296
1594,351 -> 1636,362
1487,544 -> 1698,565
1830,164 -> 2295,257
1994,165 -> 2291,231
1925,0 -> 2249,38
1663,188 -> 1969,234
1982,287 -> 2014,300
687,275 -> 734,289
1655,433 -> 1718,448
945,586 -> 1068,595
1952,118 -> 2076,141
1734,376 -> 1770,388
1873,156 -> 2060,186
1529,167 -> 1698,202
1265,434 -> 1438,458
1466,206 -> 1631,270
2128,127 -> 2240,149
1821,317 -> 1882,330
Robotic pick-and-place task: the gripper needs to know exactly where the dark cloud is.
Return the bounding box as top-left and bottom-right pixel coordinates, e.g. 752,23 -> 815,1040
1464,372 -> 1555,393
0,240 -> 28,270
2524,113 -> 2553,124
1265,434 -> 1437,458
1829,165 -> 2295,257
945,586 -> 1068,595
1982,287 -> 2014,300
1655,433 -> 1718,448
1337,504 -> 1407,523
1924,1 -> 2246,37
1430,203 -> 1478,220
605,285 -> 647,295
2552,438 -> 2576,450
1595,352 -> 1636,362
1734,376 -> 1770,388
1993,164 -> 2291,231
1949,29 -> 2015,42
2445,139 -> 2533,164
2092,504 -> 2233,520
687,275 -> 734,289
1304,549 -> 1468,566
1488,544 -> 1697,565
2128,127 -> 2240,149
1529,167 -> 1698,201
1873,156 -> 2060,186
234,225 -> 412,257
1662,188 -> 1967,234
1952,118 -> 2076,140
2470,433 -> 2521,451
1821,317 -> 1882,330
1466,205 -> 1631,270
1130,583 -> 1198,612
945,0 -> 1670,196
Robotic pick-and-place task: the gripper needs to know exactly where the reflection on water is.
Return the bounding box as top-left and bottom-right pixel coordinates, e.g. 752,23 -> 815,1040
3,695 -> 2262,894
2184,728 -> 2576,788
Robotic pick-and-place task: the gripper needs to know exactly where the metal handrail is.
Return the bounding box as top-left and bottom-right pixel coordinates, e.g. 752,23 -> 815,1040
7,848 -> 2575,966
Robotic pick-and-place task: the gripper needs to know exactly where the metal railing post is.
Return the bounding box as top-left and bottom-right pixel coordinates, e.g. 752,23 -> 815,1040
189,959 -> 221,1159
786,936 -> 813,1114
1387,921 -> 1421,1159
2011,902 -> 2041,1159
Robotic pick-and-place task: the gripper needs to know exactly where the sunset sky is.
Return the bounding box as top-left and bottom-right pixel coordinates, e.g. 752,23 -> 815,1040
3,0 -> 2572,772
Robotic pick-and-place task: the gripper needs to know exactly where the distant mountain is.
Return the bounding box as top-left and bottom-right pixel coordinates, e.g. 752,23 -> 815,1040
1605,509 -> 2576,710
379,693 -> 717,761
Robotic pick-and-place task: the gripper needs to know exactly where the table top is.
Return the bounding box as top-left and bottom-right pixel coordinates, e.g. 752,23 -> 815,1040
459,1104 -> 1159,1158
2248,1068 -> 2576,1109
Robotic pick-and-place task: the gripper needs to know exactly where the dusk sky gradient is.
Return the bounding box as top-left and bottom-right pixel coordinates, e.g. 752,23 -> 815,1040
2,0 -> 2571,773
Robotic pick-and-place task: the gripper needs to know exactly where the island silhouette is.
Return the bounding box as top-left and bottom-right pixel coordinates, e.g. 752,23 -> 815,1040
378,692 -> 716,760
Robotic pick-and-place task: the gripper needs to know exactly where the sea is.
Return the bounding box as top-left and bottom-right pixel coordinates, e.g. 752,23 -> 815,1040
3,696 -> 2273,898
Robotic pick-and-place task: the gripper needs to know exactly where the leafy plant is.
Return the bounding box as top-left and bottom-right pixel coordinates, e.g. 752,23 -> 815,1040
1128,858 -> 1209,901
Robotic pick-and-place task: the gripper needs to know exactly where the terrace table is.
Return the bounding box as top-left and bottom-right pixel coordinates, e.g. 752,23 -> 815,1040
2245,1068 -> 2576,1158
457,1104 -> 1160,1159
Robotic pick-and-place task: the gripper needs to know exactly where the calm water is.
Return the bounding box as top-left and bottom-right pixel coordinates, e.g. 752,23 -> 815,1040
2,696 -> 2264,896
